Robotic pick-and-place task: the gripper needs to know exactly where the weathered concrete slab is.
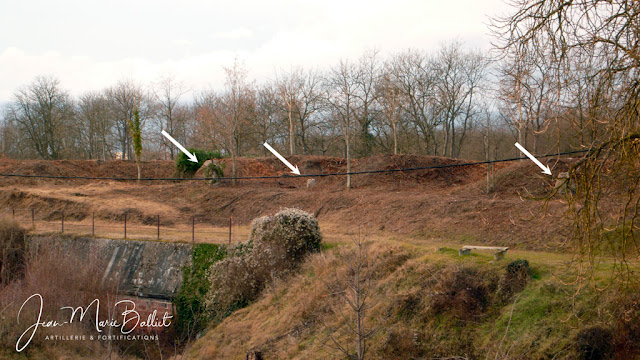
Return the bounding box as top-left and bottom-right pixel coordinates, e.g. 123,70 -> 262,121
29,235 -> 193,300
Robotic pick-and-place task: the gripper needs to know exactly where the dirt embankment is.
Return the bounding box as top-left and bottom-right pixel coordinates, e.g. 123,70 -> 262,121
0,158 -> 175,179
0,154 -> 579,250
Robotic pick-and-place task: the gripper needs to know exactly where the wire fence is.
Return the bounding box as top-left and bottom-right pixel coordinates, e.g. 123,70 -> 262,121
2,208 -> 252,245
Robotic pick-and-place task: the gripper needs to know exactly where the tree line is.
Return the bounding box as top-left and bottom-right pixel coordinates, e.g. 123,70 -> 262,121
0,40 -> 602,168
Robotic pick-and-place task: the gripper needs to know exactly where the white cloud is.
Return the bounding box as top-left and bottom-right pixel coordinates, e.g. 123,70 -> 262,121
211,27 -> 254,40
0,0 -> 513,102
171,39 -> 195,47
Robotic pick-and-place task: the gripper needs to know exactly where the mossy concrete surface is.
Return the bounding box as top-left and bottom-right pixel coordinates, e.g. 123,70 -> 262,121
28,235 -> 193,299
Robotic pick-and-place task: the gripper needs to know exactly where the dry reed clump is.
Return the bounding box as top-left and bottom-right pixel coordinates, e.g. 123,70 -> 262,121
0,242 -> 117,357
207,208 -> 322,319
426,265 -> 498,320
0,217 -> 27,286
379,327 -> 426,359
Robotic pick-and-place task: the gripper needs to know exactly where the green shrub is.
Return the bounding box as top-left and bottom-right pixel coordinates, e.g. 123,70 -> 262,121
0,217 -> 27,285
201,161 -> 225,183
175,149 -> 222,177
173,243 -> 226,339
128,109 -> 142,180
206,208 -> 322,320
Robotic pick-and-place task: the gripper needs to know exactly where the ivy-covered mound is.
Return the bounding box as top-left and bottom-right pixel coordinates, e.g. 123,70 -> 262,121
175,149 -> 223,178
173,243 -> 226,339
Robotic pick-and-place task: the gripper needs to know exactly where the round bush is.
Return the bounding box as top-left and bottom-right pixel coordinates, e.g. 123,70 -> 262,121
249,208 -> 323,263
207,208 -> 322,319
506,259 -> 533,277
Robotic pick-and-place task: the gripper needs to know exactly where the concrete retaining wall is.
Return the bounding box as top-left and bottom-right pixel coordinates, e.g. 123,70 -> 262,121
29,235 -> 193,300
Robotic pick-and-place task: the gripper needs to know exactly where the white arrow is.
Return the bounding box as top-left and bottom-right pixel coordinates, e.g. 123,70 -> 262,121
263,142 -> 301,175
515,142 -> 552,175
161,130 -> 198,163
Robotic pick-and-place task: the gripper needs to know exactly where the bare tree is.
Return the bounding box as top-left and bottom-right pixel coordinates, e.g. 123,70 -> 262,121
154,75 -> 188,159
391,50 -> 440,155
192,90 -> 222,154
4,76 -> 74,159
377,63 -> 405,155
220,59 -> 255,184
107,80 -> 152,160
295,69 -> 324,154
497,46 -> 558,155
0,46 -> 531,164
433,41 -> 487,158
0,114 -> 29,158
255,83 -> 282,156
325,235 -> 376,360
353,49 -> 381,156
325,60 -> 358,189
497,51 -> 529,152
77,91 -> 113,160
275,67 -> 305,155
493,0 -> 640,288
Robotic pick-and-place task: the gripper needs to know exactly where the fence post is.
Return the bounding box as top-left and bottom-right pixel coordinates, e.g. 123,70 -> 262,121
124,213 -> 127,239
157,215 -> 160,240
228,216 -> 232,245
31,208 -> 35,228
192,216 -> 195,243
61,212 -> 64,233
92,212 -> 95,236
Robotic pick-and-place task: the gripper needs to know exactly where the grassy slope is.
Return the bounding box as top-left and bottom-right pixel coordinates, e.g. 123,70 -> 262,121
184,240 -> 613,360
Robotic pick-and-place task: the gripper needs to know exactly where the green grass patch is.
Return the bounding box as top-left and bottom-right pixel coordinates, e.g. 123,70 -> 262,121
477,280 -> 598,359
319,242 -> 338,251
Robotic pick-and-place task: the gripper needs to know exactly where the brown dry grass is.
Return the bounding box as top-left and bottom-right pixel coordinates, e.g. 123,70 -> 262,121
0,217 -> 27,286
0,243 -> 128,359
181,239 -> 639,360
0,154 -> 580,251
0,156 -> 635,359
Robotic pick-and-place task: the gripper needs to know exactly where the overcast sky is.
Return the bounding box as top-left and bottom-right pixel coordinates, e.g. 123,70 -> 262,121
0,0 -> 513,103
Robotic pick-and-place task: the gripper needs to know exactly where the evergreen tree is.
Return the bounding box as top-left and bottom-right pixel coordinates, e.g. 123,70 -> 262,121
128,109 -> 142,181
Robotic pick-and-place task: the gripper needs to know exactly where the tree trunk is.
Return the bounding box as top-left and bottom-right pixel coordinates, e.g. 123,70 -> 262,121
355,253 -> 362,360
346,132 -> 351,190
517,128 -> 524,161
392,122 -> 398,155
288,101 -> 295,155
121,125 -> 127,160
232,154 -> 237,186
443,121 -> 450,157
